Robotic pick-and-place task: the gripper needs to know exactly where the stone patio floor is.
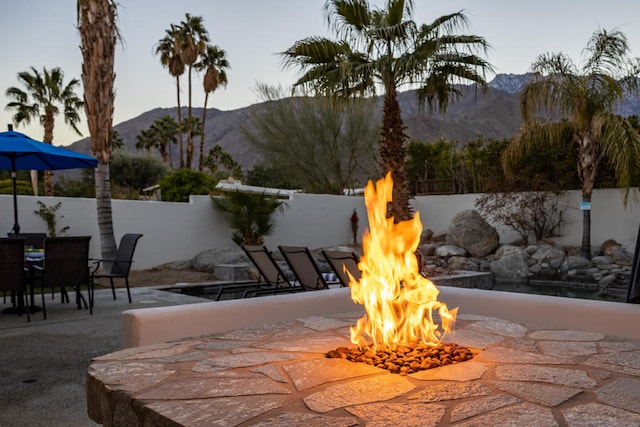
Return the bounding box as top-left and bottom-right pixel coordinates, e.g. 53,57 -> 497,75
87,310 -> 640,426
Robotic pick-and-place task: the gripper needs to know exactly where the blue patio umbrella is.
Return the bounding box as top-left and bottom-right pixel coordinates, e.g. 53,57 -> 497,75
0,124 -> 98,234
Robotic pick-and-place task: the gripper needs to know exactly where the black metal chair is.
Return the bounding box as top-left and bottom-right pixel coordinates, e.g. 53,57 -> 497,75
7,232 -> 47,249
90,233 -> 143,304
321,249 -> 361,287
0,238 -> 31,321
34,236 -> 92,319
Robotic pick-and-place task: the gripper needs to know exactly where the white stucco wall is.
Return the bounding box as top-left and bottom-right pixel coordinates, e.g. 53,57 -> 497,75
1,188 -> 639,270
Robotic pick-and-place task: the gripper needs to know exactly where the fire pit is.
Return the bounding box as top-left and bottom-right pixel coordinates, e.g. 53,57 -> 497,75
86,306 -> 640,426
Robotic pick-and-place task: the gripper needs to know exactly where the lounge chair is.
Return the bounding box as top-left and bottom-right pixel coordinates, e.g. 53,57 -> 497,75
321,250 -> 361,287
278,246 -> 337,291
214,245 -> 300,300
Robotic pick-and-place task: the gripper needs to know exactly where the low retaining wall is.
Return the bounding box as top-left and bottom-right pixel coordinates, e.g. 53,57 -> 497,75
122,286 -> 640,348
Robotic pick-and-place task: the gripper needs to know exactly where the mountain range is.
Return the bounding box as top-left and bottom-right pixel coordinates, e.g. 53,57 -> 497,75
68,73 -> 640,171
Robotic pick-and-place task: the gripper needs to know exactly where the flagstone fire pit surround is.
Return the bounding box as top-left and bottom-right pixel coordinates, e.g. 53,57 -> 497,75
86,287 -> 640,426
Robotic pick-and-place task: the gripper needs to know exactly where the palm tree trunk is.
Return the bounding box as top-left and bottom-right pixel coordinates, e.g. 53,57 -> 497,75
176,77 -> 184,169
580,195 -> 592,259
30,170 -> 38,196
95,162 -> 117,258
380,87 -> 411,221
43,111 -> 55,196
78,0 -> 118,262
186,65 -> 194,169
199,93 -> 209,172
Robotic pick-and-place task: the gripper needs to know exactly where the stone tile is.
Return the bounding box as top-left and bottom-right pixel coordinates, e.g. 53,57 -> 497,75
585,351 -> 640,376
136,376 -> 290,400
303,375 -> 415,413
193,351 -> 302,372
407,382 -> 491,403
94,340 -> 200,361
491,380 -> 582,406
455,402 -> 558,427
450,394 -> 521,422
474,346 -> 569,364
562,403 -> 640,427
300,316 -> 356,331
499,336 -> 540,352
595,378 -> 640,413
457,314 -> 512,323
598,340 -> 640,353
213,320 -> 297,340
449,328 -> 505,349
156,351 -> 213,363
467,320 -> 528,337
410,361 -> 488,381
88,361 -> 175,393
326,310 -> 365,320
284,358 -> 384,391
538,340 -> 598,358
144,396 -> 286,427
250,364 -> 288,383
346,402 -> 445,427
529,330 -> 605,341
252,412 -> 359,426
196,340 -> 255,351
494,364 -> 597,388
255,332 -> 352,353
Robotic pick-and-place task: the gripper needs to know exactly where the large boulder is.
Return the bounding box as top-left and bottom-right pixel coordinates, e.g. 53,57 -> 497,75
191,247 -> 248,272
446,210 -> 499,258
490,245 -> 529,279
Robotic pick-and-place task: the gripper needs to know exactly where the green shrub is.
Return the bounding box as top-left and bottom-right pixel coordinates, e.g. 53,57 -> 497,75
159,168 -> 216,202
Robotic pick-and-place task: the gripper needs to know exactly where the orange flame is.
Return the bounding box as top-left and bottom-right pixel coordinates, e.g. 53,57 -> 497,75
349,172 -> 457,350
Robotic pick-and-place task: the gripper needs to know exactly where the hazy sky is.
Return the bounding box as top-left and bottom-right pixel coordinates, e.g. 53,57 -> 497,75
1,0 -> 640,146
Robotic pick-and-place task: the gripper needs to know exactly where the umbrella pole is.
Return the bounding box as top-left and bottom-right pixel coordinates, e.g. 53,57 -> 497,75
11,168 -> 20,235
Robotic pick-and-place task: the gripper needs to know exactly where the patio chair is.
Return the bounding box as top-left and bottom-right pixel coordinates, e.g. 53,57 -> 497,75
7,232 -> 47,250
321,250 -> 361,287
90,233 -> 143,305
0,238 -> 31,321
278,246 -> 334,291
34,236 -> 92,319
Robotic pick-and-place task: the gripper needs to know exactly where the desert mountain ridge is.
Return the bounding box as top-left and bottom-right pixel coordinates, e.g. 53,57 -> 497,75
67,73 -> 640,171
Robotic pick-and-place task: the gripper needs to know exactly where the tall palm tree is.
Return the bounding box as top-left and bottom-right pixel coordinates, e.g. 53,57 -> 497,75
155,24 -> 186,168
152,115 -> 179,168
78,0 -> 119,261
135,128 -> 155,155
503,28 -> 640,259
181,116 -> 202,153
5,66 -> 83,196
195,44 -> 229,171
177,14 -> 209,169
281,0 -> 491,220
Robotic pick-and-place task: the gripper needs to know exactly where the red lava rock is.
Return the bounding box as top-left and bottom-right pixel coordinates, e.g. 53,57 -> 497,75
326,342 -> 475,375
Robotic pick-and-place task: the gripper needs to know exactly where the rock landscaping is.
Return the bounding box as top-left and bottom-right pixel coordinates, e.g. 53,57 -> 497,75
420,210 -> 634,302
183,209 -> 635,302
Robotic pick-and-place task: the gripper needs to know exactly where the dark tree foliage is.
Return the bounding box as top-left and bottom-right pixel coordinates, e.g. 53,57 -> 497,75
110,151 -> 168,194
245,164 -> 303,190
159,168 -> 216,202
